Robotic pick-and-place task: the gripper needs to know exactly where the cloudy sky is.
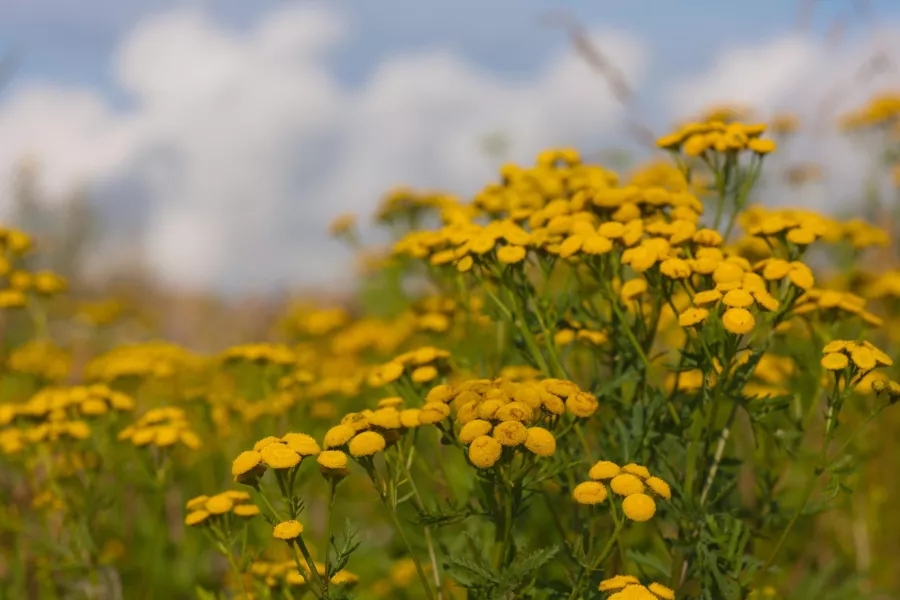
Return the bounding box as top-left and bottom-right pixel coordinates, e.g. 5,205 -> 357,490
0,0 -> 898,294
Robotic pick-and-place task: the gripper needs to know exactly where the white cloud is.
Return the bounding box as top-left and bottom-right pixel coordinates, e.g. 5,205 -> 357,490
0,5 -> 647,292
666,28 -> 900,211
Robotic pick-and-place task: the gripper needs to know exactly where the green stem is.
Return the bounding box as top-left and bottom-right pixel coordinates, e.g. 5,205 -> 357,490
758,399 -> 839,578
323,480 -> 336,582
401,447 -> 445,600
369,469 -> 436,600
222,547 -> 250,600
290,541 -> 324,600
567,520 -> 625,600
253,486 -> 284,521
700,398 -> 740,506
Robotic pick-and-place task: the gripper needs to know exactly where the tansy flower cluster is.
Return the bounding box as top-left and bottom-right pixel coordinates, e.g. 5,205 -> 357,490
427,378 -> 598,468
249,559 -> 312,590
820,340 -> 893,374
0,227 -> 67,309
675,253 -> 811,336
656,121 -> 776,156
184,490 -> 261,527
84,341 -> 202,382
280,304 -> 351,338
367,346 -> 452,387
573,461 -> 671,522
407,294 -> 490,333
231,432 -> 322,485
598,575 -> 675,599
8,109 -> 900,600
738,206 -> 889,251
221,343 -> 296,366
118,407 -> 202,449
6,340 -> 72,381
392,148 -> 722,277
839,91 -> 900,131
794,289 -> 883,327
0,385 -> 135,454
375,187 -> 464,226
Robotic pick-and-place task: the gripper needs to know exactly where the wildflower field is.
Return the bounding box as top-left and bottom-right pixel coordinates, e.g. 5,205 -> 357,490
4,94 -> 900,600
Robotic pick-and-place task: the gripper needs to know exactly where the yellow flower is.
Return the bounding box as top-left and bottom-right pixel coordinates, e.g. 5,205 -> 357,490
693,228 -> 723,246
317,450 -> 348,470
558,235 -> 584,258
261,443 -> 301,469
679,308 -> 709,327
753,289 -> 780,311
497,245 -> 527,264
849,345 -> 876,370
713,262 -> 744,284
496,402 -> 532,422
253,436 -> 282,452
722,308 -> 754,335
186,495 -> 209,511
573,481 -> 608,505
324,425 -> 356,449
331,570 -> 359,587
223,490 -> 250,502
492,421 -> 527,446
273,520 -> 304,540
399,408 -> 422,428
589,460 -> 621,480
380,361 -> 406,384
610,474 -> 645,496
787,227 -> 816,245
524,427 -> 556,456
722,288 -> 754,308
821,352 -> 848,371
459,420 -> 493,444
282,433 -> 321,456
645,476 -> 672,500
379,395 -> 406,408
457,255 -> 474,272
233,504 -> 261,517
426,384 -> 454,403
418,402 -> 451,424
693,290 -> 722,306
369,408 -> 402,429
598,574 -> 641,591
621,463 -> 650,479
468,435 -> 502,468
748,138 -> 776,154
788,262 -> 814,289
599,221 -> 626,238
348,431 -> 386,457
648,582 -> 675,599
622,493 -> 657,521
409,366 -> 438,384
232,451 -> 263,476
554,329 -> 575,346
184,510 -> 210,526
582,235 -> 613,254
659,258 -> 692,279
205,494 -> 234,515
566,392 -> 598,417
610,585 -> 658,599
621,278 -> 648,302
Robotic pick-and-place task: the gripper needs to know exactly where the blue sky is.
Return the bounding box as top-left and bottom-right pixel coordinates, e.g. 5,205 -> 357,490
0,0 -> 897,293
2,0 -> 889,106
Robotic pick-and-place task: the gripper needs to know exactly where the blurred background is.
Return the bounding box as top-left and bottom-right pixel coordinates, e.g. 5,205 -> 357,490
0,0 -> 898,340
